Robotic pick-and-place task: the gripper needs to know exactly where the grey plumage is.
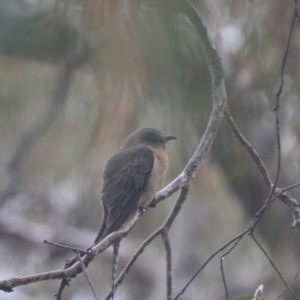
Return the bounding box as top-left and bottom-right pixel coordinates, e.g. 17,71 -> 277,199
96,146 -> 154,242
94,127 -> 176,244
93,127 -> 176,300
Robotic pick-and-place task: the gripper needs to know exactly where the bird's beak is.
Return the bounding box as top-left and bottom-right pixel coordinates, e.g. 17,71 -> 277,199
165,135 -> 177,142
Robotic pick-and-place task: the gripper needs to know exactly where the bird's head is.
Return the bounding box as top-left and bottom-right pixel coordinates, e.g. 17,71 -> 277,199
122,127 -> 176,149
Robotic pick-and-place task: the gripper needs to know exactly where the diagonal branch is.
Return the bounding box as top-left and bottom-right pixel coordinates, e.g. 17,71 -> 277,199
76,252 -> 100,300
276,265 -> 300,300
104,186 -> 190,300
224,107 -> 300,232
0,209 -> 141,293
174,183 -> 298,299
251,234 -> 298,300
150,0 -> 227,204
224,107 -> 272,188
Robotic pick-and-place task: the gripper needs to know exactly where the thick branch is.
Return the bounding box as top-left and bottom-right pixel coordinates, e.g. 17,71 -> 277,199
155,0 -> 227,203
0,211 -> 141,293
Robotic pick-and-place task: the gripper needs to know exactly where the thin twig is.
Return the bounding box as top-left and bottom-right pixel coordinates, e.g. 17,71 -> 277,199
270,0 -> 299,227
104,228 -> 162,300
220,256 -> 229,300
105,187 -> 190,300
274,0 -> 297,109
281,181 -> 300,192
57,214 -> 140,300
219,236 -> 243,300
225,104 -> 300,232
161,229 -> 172,300
276,265 -> 300,300
271,0 -> 300,232
162,186 -> 190,230
76,252 -> 100,300
174,183 -> 289,300
223,1 -> 300,235
224,107 -> 272,188
173,233 -> 244,300
251,234 -> 299,300
44,240 -> 91,255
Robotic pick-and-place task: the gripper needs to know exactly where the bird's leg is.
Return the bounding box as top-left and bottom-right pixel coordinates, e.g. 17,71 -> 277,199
148,197 -> 157,208
140,197 -> 157,214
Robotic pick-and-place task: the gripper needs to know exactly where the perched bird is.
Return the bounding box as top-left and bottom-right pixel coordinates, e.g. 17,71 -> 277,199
94,127 -> 176,244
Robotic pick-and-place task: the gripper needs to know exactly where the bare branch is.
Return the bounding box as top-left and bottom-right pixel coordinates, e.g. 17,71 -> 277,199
44,240 -> 91,255
276,265 -> 300,300
220,256 -> 229,300
105,186 -> 190,300
161,229 -> 172,300
55,277 -> 69,300
174,0 -> 299,295
272,0 -> 299,218
224,107 -> 272,188
76,252 -> 99,300
154,0 -> 227,204
104,228 -> 162,300
282,181 -> 300,192
223,0 -> 300,233
250,234 -> 299,300
225,106 -> 300,232
275,0 -> 298,108
174,233 -> 244,300
174,184 -> 294,299
0,216 -> 137,293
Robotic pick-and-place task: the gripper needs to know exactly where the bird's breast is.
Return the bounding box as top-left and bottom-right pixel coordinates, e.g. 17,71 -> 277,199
138,147 -> 169,206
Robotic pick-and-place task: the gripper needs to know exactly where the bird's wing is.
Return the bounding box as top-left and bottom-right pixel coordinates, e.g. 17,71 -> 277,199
101,145 -> 154,237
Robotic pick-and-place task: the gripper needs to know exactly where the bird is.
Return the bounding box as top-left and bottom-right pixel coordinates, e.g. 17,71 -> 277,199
94,127 -> 177,244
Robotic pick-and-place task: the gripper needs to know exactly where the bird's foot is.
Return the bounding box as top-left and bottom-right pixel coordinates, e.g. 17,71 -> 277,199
148,198 -> 157,208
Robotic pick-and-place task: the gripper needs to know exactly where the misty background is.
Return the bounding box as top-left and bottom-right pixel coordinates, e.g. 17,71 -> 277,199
0,0 -> 300,299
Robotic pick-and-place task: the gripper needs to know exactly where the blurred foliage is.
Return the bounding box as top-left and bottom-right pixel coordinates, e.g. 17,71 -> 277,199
0,0 -> 300,299
0,0 -> 88,62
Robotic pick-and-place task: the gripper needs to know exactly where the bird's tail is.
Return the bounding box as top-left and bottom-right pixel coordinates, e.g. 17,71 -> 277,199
110,241 -> 120,300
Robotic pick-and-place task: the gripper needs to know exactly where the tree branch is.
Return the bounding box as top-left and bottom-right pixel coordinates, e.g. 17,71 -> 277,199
161,229 -> 172,300
76,251 -> 100,300
223,0 -> 300,233
251,234 -> 298,300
